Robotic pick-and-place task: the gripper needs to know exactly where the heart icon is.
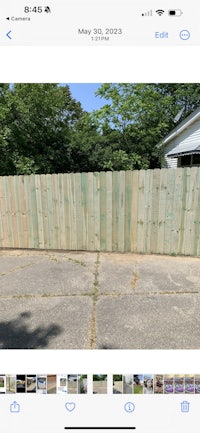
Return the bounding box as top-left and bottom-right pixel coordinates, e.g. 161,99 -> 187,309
65,402 -> 76,412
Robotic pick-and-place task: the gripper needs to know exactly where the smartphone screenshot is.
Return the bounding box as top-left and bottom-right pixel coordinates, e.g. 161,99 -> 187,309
0,1 -> 200,431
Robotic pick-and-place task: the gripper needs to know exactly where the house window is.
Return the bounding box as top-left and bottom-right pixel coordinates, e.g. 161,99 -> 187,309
192,154 -> 200,165
178,154 -> 191,167
178,154 -> 200,167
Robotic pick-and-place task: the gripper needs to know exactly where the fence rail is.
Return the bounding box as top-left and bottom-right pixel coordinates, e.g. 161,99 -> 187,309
0,168 -> 200,256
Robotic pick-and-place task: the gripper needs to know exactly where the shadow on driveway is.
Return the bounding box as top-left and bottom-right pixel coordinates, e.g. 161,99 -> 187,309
0,311 -> 62,349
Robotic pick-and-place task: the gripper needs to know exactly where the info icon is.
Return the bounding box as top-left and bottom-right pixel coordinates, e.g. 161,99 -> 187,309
124,402 -> 135,413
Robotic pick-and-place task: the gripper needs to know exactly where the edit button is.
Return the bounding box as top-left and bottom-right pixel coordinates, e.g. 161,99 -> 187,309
155,31 -> 168,38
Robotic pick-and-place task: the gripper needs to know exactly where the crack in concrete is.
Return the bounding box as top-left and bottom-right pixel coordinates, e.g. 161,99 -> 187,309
88,252 -> 100,349
131,270 -> 138,288
47,254 -> 87,267
0,261 -> 38,277
0,289 -> 198,300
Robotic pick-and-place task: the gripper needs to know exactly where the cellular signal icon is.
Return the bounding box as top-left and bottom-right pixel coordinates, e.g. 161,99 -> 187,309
141,9 -> 153,16
156,9 -> 165,16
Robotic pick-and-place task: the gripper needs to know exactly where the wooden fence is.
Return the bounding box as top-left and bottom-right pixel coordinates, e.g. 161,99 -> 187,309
0,168 -> 200,256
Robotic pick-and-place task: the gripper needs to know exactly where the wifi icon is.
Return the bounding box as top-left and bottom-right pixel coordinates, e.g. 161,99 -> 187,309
156,9 -> 165,16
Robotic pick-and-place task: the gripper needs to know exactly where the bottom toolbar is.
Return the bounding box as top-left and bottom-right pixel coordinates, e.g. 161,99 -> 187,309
0,393 -> 199,433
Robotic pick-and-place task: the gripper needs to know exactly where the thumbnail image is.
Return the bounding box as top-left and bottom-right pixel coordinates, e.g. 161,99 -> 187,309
47,375 -> 57,394
93,375 -> 107,394
26,376 -> 37,393
0,375 -> 6,393
195,375 -> 200,394
16,375 -> 26,393
57,375 -> 68,394
164,375 -> 174,394
0,83 -> 200,351
154,375 -> 164,394
6,375 -> 16,394
185,375 -> 195,394
123,375 -> 133,394
113,375 -> 123,394
175,375 -> 185,394
68,375 -> 78,394
78,375 -> 87,394
37,376 -> 47,394
143,375 -> 154,394
133,375 -> 144,394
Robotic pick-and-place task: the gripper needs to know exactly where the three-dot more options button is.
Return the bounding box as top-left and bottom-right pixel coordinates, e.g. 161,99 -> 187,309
179,29 -> 190,40
155,31 -> 169,39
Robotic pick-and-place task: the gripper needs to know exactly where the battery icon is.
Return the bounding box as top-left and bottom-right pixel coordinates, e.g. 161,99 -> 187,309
168,9 -> 183,16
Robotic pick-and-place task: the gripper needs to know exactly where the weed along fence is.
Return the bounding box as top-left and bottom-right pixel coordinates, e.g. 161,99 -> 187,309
0,168 -> 200,256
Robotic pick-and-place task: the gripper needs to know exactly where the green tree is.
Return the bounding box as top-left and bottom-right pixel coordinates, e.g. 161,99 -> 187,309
92,83 -> 200,169
0,84 -> 15,175
0,84 -> 83,175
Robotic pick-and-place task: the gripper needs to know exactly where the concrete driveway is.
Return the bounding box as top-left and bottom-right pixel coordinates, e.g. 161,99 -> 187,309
0,249 -> 200,349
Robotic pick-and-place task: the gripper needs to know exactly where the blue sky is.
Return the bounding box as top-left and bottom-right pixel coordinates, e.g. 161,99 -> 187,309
67,83 -> 108,112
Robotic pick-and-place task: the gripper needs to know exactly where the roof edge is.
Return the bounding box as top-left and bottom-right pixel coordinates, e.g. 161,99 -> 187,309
158,106 -> 200,148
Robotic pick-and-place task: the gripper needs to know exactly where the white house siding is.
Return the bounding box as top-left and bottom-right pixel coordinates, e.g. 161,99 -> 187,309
165,118 -> 200,158
164,154 -> 178,168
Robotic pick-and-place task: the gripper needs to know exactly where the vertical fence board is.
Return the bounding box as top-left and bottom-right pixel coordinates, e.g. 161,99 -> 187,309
45,174 -> 54,249
170,168 -> 183,255
40,174 -> 49,249
193,168 -> 200,256
182,168 -> 192,256
183,167 -> 197,256
150,169 -> 160,253
0,177 -> 8,247
35,174 -> 45,249
118,171 -> 125,252
190,167 -> 199,256
74,173 -> 82,250
14,176 -> 27,248
63,173 -> 70,249
106,171 -> 112,251
29,175 -> 39,248
23,175 -> 33,248
87,172 -> 94,251
112,171 -> 119,251
157,169 -> 167,254
130,170 -> 139,252
12,176 -> 21,248
100,172 -> 106,251
144,169 -> 153,253
93,172 -> 100,250
6,177 -> 15,247
8,176 -> 18,247
124,171 -> 132,252
81,172 -> 88,250
164,169 -> 176,254
69,173 -> 77,250
58,173 -> 66,250
137,170 -> 145,253
178,168 -> 187,256
20,175 -> 29,248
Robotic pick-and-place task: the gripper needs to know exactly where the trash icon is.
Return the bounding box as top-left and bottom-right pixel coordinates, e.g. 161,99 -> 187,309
180,401 -> 190,413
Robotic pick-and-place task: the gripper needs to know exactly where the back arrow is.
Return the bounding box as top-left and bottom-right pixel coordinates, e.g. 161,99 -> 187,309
6,30 -> 12,39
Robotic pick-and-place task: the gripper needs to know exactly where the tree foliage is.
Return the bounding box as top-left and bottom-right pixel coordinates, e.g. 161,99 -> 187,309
0,83 -> 200,175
